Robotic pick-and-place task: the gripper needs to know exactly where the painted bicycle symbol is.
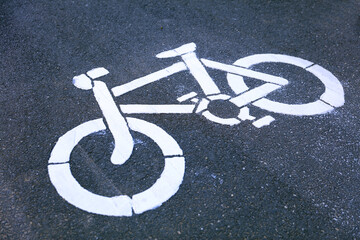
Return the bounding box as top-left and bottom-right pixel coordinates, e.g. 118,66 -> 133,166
48,43 -> 344,216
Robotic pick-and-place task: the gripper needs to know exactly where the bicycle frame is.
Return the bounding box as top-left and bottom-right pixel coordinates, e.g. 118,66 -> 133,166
73,43 -> 287,166
51,42 -> 345,217
73,42 -> 344,165
110,43 -> 288,124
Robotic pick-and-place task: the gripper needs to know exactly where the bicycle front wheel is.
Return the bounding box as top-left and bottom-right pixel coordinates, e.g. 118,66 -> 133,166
48,117 -> 185,216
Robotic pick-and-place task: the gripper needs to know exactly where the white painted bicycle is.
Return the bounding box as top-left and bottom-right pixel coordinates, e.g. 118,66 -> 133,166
48,43 -> 344,217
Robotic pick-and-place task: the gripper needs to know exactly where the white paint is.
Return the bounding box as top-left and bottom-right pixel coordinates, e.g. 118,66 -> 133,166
127,117 -> 183,156
227,73 -> 249,94
49,117 -> 185,216
193,94 -> 242,125
238,107 -> 256,121
156,42 -> 196,58
48,118 -> 133,216
177,92 -> 197,102
230,83 -> 281,108
202,58 -> 289,86
252,116 -> 275,128
306,64 -> 344,107
49,119 -> 106,164
227,53 -> 344,115
50,43 -> 345,217
195,98 -> 210,113
202,111 -> 241,125
181,52 -> 221,95
132,156 -> 185,214
119,104 -> 195,114
233,54 -> 313,69
111,62 -> 187,97
87,67 -> 109,79
73,74 -> 93,90
127,118 -> 185,214
93,81 -> 133,165
48,163 -> 133,217
252,99 -> 333,116
207,94 -> 231,101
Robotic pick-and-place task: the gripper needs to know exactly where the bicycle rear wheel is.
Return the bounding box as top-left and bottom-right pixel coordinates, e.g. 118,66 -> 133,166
227,54 -> 344,116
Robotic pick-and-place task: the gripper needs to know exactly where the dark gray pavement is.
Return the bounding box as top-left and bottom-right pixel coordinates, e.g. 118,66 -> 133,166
1,0 -> 360,239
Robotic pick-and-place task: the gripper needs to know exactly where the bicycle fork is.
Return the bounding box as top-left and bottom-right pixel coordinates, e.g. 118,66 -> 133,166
73,68 -> 134,165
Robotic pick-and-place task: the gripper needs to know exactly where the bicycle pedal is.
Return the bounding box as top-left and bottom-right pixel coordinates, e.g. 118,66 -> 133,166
252,115 -> 275,128
177,92 -> 198,103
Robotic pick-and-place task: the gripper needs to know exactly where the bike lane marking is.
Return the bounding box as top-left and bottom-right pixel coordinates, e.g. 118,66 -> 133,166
49,119 -> 107,165
48,43 -> 346,217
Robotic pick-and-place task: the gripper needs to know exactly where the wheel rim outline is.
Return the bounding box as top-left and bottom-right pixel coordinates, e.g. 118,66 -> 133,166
48,117 -> 185,216
227,54 -> 344,116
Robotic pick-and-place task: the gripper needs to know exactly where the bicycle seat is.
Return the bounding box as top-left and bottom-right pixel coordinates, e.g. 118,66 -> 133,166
156,43 -> 196,58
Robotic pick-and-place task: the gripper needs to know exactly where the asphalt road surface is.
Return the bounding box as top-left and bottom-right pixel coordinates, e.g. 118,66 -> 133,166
1,0 -> 360,239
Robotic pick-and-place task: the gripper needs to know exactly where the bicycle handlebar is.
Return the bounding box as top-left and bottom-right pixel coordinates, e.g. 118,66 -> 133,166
73,67 -> 110,90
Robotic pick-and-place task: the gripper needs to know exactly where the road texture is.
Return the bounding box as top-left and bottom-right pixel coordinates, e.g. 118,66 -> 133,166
1,0 -> 360,239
